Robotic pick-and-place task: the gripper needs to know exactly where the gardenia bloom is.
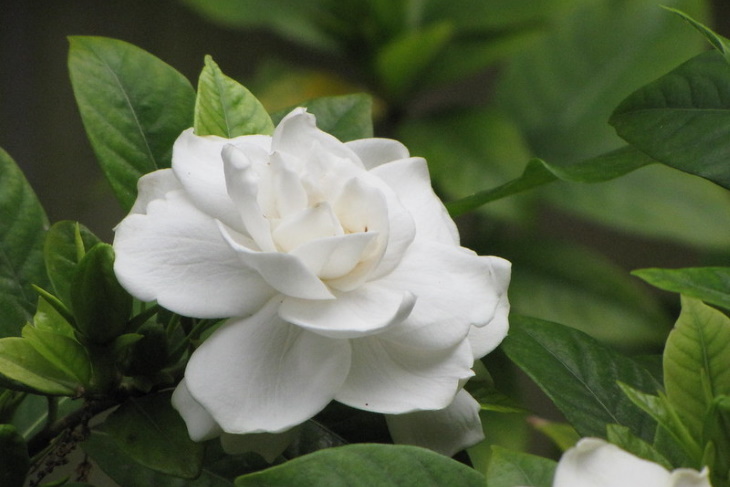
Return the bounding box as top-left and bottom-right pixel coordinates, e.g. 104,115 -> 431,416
113,108 -> 510,457
518,438 -> 711,487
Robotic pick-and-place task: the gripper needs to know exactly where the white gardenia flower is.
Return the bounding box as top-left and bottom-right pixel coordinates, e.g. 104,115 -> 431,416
113,108 -> 511,456
519,438 -> 712,487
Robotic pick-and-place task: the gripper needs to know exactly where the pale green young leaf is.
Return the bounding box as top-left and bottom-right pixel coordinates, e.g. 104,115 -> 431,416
0,148 -> 49,338
664,297 -> 730,444
235,444 -> 485,487
32,296 -> 75,339
502,315 -> 660,441
195,56 -> 274,138
68,36 -> 195,210
101,393 -> 204,479
486,446 -> 556,487
20,326 -> 91,388
606,424 -> 673,469
44,221 -> 101,309
702,396 -> 730,487
633,267 -> 730,311
530,419 -> 579,452
271,94 -> 373,142
0,338 -> 82,396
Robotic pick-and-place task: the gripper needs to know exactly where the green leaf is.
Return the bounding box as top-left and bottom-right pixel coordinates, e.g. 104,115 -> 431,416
375,22 -> 453,99
606,424 -> 672,469
21,326 -> 91,388
101,393 -> 204,479
195,56 -> 274,138
703,395 -> 730,487
32,296 -> 75,339
529,419 -> 579,451
68,36 -> 195,210
633,267 -> 730,311
0,338 -> 83,396
0,424 -> 29,487
486,446 -> 556,487
234,444 -> 485,487
663,297 -> 730,444
0,148 -> 49,337
44,221 -> 101,309
502,315 -> 660,441
70,244 -> 132,344
611,51 -> 730,190
664,7 -> 730,62
271,94 -> 373,142
445,145 -> 654,216
618,383 -> 702,464
84,430 -> 232,487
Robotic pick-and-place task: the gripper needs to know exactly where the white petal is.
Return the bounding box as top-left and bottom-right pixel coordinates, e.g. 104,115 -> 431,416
222,144 -> 277,252
335,336 -> 474,414
468,277 -> 510,359
273,108 -> 362,167
279,285 -> 415,339
371,157 -> 459,245
385,390 -> 484,456
171,128 -> 269,230
220,426 -> 301,463
290,232 -> 380,281
380,242 -> 512,349
554,438 -> 672,486
346,138 -> 410,170
171,379 -> 222,442
272,202 -> 344,253
113,190 -> 275,318
218,222 -> 334,300
185,299 -> 352,434
270,151 -> 308,218
668,468 -> 712,487
129,169 -> 182,215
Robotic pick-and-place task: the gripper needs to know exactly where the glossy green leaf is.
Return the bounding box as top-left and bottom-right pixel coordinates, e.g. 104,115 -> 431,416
84,430 -> 232,487
502,315 -> 660,441
271,94 -> 373,142
0,338 -> 82,396
101,393 -> 204,479
611,51 -> 730,190
70,244 -> 132,344
664,7 -> 730,62
606,424 -> 672,469
634,267 -> 730,310
375,22 -> 453,99
234,444 -> 485,487
486,446 -> 556,487
195,56 -> 274,138
703,395 -> 730,487
0,424 -> 28,487
44,221 -> 101,309
445,145 -> 654,216
20,326 -> 90,388
664,297 -> 730,444
618,383 -> 702,464
68,36 -> 195,210
0,148 -> 49,338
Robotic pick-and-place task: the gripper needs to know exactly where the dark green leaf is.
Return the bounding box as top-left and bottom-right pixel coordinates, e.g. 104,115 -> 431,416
68,36 -> 195,210
663,297 -> 730,444
44,221 -> 101,309
606,424 -> 672,469
633,267 -> 730,310
486,446 -> 556,487
0,338 -> 82,396
0,424 -> 29,487
101,393 -> 204,479
445,145 -> 654,216
70,243 -> 132,344
234,444 -> 485,487
195,56 -> 274,138
665,7 -> 730,62
84,430 -> 232,487
0,148 -> 49,337
611,51 -> 730,190
502,315 -> 660,441
271,94 -> 373,142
